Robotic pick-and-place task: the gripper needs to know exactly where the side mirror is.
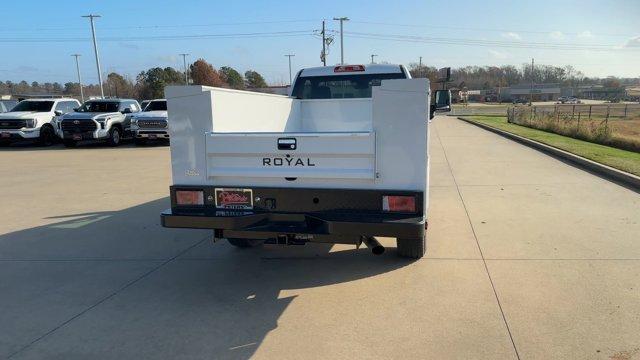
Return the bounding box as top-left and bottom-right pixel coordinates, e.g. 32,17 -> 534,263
73,107 -> 79,112
122,108 -> 132,114
429,104 -> 436,120
54,110 -> 63,116
434,89 -> 452,112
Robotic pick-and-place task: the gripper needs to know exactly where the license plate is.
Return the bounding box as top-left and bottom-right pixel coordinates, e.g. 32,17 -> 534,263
1,133 -> 9,138
148,134 -> 157,139
214,188 -> 253,209
73,134 -> 82,140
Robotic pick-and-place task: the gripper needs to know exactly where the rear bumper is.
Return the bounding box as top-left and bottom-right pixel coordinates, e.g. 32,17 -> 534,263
161,209 -> 425,243
161,186 -> 426,243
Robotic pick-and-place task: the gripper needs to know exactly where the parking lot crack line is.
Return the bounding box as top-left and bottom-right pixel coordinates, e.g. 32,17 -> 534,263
435,122 -> 521,360
7,235 -> 209,359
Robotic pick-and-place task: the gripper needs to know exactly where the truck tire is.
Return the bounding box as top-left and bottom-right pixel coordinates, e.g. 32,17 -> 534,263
63,139 -> 77,148
38,125 -> 56,146
227,238 -> 263,248
107,127 -> 121,147
396,235 -> 426,259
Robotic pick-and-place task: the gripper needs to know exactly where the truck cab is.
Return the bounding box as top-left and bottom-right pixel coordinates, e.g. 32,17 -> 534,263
131,99 -> 169,144
0,98 -> 79,146
58,98 -> 141,147
161,64 -> 449,258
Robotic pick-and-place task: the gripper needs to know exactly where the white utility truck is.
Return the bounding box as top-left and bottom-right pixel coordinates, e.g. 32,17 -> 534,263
161,64 -> 450,258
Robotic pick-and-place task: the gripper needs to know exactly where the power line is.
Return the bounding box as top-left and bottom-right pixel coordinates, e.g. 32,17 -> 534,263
340,31 -> 637,51
0,19 -> 322,32
0,30 -> 316,43
348,20 -> 636,38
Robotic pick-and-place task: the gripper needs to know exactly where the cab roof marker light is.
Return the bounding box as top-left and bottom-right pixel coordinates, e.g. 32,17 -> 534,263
334,65 -> 365,73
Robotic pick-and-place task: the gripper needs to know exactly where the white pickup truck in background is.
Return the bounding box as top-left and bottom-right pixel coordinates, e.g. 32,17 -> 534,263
0,98 -> 80,146
131,99 -> 169,144
161,64 -> 450,258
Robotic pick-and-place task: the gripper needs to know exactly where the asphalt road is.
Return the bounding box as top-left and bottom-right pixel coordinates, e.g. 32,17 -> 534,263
1,117 -> 639,359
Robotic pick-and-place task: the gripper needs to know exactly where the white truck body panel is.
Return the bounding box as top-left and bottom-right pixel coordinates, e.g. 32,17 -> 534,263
166,78 -> 429,215
205,131 -> 375,180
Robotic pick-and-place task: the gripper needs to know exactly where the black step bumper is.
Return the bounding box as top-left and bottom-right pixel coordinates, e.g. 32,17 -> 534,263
160,186 -> 426,244
161,209 -> 425,243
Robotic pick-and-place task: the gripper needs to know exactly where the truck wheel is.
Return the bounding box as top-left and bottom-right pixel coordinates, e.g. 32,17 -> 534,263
227,238 -> 263,248
396,235 -> 426,259
63,139 -> 77,148
38,125 -> 55,146
107,127 -> 121,147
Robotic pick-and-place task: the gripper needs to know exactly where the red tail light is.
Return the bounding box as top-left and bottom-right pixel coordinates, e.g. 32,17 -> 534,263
334,65 -> 365,72
383,195 -> 416,212
176,190 -> 204,206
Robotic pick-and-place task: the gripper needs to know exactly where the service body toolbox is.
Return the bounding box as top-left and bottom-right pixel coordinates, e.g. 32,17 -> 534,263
161,64 -> 432,258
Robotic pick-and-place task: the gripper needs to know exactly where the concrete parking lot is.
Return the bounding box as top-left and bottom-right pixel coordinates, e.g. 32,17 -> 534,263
1,117 -> 639,359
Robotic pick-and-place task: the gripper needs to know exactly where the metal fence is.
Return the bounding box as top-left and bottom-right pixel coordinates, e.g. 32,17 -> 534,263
523,104 -> 640,120
452,103 -> 640,118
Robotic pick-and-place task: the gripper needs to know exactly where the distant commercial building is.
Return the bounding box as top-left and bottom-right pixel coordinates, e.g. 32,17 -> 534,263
577,85 -> 625,100
626,86 -> 640,100
507,83 -> 561,102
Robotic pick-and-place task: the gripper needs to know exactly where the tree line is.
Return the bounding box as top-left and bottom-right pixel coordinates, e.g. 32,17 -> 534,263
0,58 -> 268,100
2,60 -> 636,100
407,63 -> 637,90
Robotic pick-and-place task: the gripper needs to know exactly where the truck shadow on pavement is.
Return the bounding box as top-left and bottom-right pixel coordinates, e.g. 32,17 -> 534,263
0,198 -> 413,359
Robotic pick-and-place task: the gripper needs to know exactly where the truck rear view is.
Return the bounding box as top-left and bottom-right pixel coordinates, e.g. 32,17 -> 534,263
161,64 -> 431,258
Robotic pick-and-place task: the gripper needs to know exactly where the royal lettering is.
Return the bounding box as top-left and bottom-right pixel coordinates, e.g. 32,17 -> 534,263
262,157 -> 316,167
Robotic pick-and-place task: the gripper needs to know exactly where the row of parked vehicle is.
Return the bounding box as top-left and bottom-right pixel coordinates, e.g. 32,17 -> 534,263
0,98 -> 169,147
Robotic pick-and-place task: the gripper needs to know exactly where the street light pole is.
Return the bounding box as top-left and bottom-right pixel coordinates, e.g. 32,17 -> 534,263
321,20 -> 326,66
333,17 -> 349,64
179,53 -> 189,85
284,54 -> 295,86
71,54 -> 84,102
82,14 -> 104,98
530,58 -> 535,105
370,54 -> 377,64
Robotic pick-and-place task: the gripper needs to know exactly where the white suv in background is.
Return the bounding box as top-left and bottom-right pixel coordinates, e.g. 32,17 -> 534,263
131,99 -> 169,144
0,98 -> 80,146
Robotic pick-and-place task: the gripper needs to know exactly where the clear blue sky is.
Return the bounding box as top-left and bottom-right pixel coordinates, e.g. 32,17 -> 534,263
1,0 -> 638,85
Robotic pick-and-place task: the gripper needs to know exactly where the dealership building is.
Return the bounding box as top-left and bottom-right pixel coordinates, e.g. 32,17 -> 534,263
506,83 -> 561,102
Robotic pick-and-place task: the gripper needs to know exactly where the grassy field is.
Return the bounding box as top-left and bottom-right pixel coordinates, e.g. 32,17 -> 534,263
463,116 -> 640,176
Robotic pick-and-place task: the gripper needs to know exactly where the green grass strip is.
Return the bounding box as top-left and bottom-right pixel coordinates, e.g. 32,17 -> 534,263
463,116 -> 640,176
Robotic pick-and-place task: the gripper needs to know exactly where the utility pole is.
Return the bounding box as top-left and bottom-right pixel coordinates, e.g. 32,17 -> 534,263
530,58 -> 534,105
82,14 -> 104,98
285,54 -> 295,86
321,20 -> 326,66
419,56 -> 423,77
370,54 -> 377,64
71,54 -> 84,102
179,53 -> 189,85
333,17 -> 349,64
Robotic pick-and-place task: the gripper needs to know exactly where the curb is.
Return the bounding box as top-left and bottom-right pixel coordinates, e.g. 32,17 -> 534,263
457,116 -> 640,193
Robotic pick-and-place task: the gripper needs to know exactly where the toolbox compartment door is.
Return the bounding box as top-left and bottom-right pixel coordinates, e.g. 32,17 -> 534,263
205,131 -> 375,180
